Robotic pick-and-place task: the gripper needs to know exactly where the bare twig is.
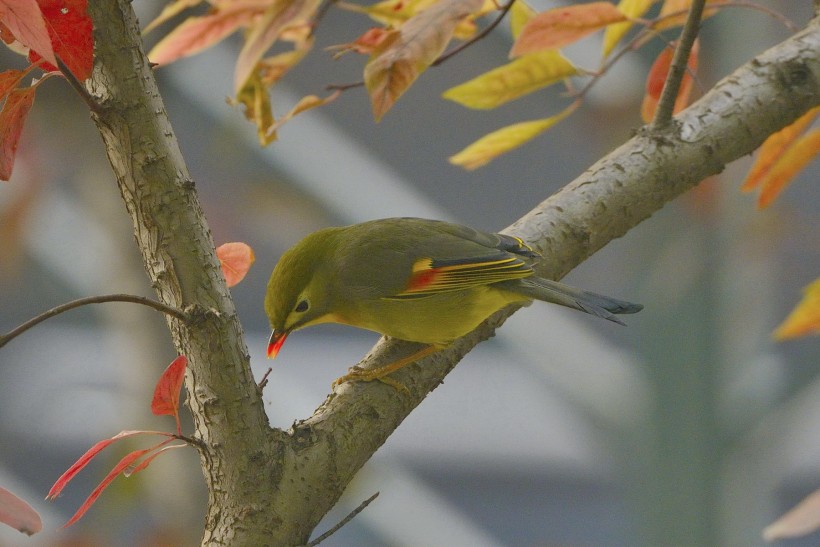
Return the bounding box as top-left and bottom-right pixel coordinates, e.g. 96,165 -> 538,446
55,57 -> 103,113
0,294 -> 187,349
304,492 -> 380,546
258,367 -> 273,390
432,0 -> 516,67
650,0 -> 707,130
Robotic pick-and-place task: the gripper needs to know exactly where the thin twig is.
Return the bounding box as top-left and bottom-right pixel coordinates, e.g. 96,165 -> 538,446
0,294 -> 187,349
56,57 -> 102,113
258,367 -> 273,390
650,0 -> 707,130
327,1 -> 516,92
304,492 -> 380,546
432,0 -> 516,67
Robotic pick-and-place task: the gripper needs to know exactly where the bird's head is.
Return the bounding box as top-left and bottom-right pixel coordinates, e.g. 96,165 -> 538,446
264,229 -> 339,359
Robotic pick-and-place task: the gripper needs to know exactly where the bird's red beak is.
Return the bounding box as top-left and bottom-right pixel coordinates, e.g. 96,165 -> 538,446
267,330 -> 288,359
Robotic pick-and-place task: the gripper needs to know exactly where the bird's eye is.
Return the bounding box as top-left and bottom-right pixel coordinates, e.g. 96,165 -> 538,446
294,299 -> 309,313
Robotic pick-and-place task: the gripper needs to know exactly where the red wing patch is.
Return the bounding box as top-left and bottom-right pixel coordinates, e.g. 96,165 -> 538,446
387,255 -> 533,300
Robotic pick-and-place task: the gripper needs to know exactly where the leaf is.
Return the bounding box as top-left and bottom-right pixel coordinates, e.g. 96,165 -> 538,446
443,49 -> 577,110
151,355 -> 187,435
62,439 -> 175,528
257,35 -> 313,86
143,0 -> 203,34
510,1 -> 627,57
47,430 -> 174,500
0,86 -> 36,181
0,0 -> 56,66
756,129 -> 820,208
449,103 -> 577,170
148,0 -> 267,66
509,0 -> 536,40
268,91 -> 340,133
233,0 -> 320,94
328,27 -> 391,57
233,71 -> 277,145
763,488 -> 820,541
602,0 -> 654,57
338,0 -> 482,40
741,106 -> 820,192
30,0 -> 93,80
640,38 -> 698,123
774,277 -> 820,341
216,242 -> 256,286
0,486 -> 41,536
124,443 -> 187,477
364,0 -> 484,121
0,68 -> 24,99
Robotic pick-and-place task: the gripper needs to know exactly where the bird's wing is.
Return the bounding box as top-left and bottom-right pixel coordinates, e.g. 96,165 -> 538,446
385,251 -> 533,300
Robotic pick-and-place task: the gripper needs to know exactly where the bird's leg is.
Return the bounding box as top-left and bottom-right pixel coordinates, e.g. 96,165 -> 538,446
332,344 -> 440,392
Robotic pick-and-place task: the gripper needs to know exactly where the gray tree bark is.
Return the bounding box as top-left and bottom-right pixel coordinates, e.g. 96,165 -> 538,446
84,1 -> 820,544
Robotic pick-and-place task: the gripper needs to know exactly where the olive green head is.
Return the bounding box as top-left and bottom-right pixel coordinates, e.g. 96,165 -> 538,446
264,228 -> 341,354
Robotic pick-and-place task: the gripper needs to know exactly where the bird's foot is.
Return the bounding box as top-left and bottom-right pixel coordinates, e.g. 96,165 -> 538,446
331,345 -> 439,393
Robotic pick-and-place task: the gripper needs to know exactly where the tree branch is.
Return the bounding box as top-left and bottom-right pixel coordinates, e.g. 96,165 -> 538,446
650,0 -> 707,130
0,294 -> 186,349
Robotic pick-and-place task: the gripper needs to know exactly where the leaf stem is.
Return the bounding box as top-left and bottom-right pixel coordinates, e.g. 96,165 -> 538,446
0,294 -> 188,349
432,0 -> 517,67
650,0 -> 706,131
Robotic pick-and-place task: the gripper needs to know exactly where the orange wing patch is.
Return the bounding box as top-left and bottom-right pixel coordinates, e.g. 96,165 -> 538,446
387,254 -> 533,300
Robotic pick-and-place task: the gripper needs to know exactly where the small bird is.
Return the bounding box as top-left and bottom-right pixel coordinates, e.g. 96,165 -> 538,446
265,217 -> 642,388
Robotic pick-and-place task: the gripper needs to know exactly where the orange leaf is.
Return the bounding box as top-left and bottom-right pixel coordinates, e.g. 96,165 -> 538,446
757,129 -> 820,208
0,69 -> 25,99
0,486 -> 42,536
449,103 -> 577,169
774,277 -> 820,341
149,1 -> 266,66
151,355 -> 187,435
640,39 -> 698,123
510,1 -> 627,57
216,242 -> 255,287
47,430 -> 174,500
0,86 -> 36,181
269,91 -> 340,133
763,488 -> 820,541
31,0 -> 93,80
741,106 -> 820,192
62,439 -> 175,528
364,0 -> 484,121
0,0 -> 57,66
233,0 -> 319,94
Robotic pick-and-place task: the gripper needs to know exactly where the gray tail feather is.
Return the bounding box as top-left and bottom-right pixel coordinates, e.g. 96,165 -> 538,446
501,277 -> 643,325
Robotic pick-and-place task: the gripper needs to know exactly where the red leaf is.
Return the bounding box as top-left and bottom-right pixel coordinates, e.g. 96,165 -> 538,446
0,486 -> 42,536
0,0 -> 56,66
47,430 -> 173,500
151,355 -> 187,435
125,443 -> 187,477
216,242 -> 255,287
62,439 -> 174,528
29,0 -> 93,80
0,85 -> 35,181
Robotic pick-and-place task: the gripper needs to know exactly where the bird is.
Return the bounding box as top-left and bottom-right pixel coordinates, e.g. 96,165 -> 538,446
264,217 -> 642,389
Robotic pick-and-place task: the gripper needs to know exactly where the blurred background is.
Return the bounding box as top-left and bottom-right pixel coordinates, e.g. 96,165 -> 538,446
1,1 -> 818,545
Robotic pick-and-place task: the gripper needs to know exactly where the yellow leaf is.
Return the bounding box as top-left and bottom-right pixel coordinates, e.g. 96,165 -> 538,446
774,277 -> 820,340
232,72 -> 277,146
509,0 -> 537,40
143,0 -> 204,35
364,0 -> 484,121
443,49 -> 576,110
511,1 -> 627,57
449,104 -> 577,170
741,106 -> 820,192
338,0 -> 481,39
602,0 -> 655,58
757,129 -> 820,208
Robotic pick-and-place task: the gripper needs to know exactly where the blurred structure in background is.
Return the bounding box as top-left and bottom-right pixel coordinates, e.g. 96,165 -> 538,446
1,1 -> 818,545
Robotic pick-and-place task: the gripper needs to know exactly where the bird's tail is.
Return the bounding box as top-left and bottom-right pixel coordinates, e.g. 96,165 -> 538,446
502,277 -> 643,325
